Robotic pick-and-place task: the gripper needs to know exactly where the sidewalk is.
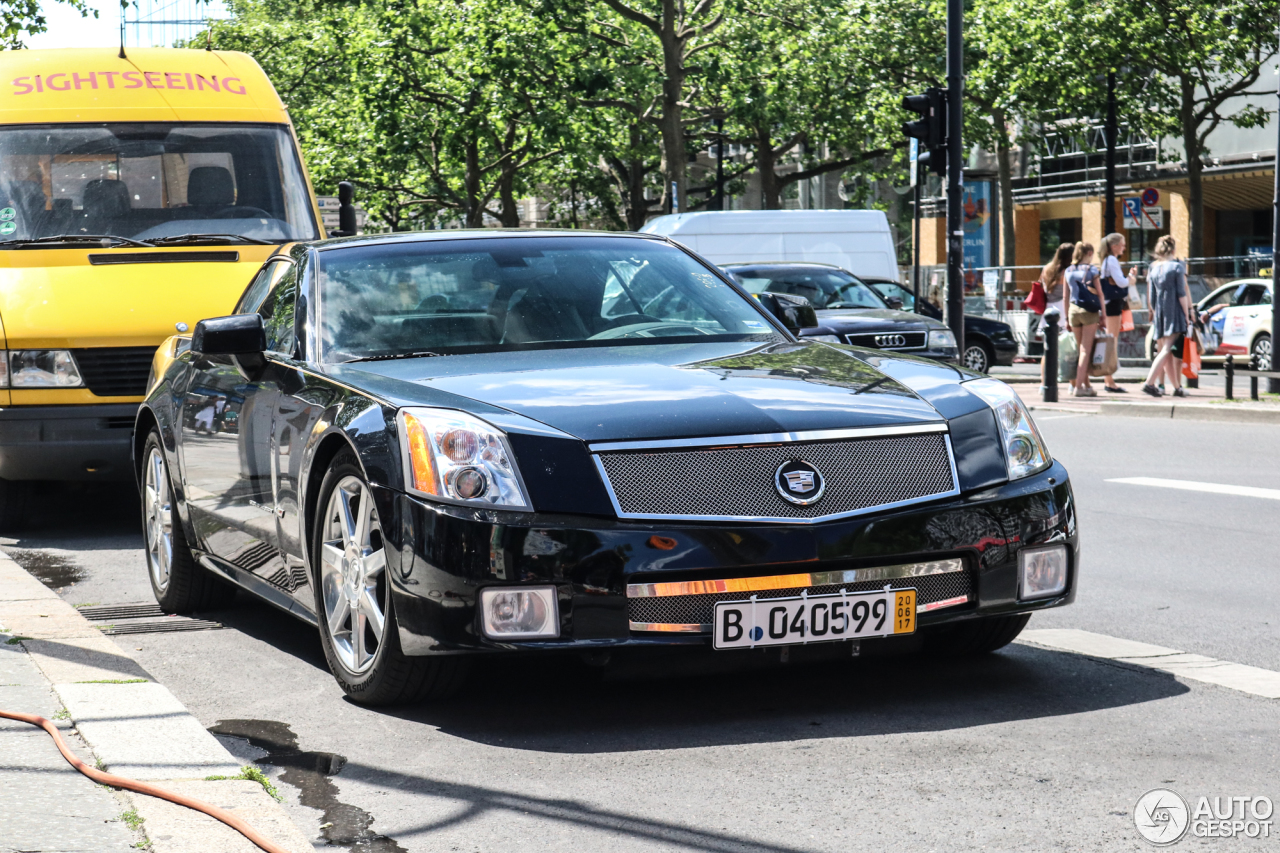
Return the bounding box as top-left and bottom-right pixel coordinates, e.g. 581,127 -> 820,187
1009,377 -> 1280,423
0,555 -> 313,853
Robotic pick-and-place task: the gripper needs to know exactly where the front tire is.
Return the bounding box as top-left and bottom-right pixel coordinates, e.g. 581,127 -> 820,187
311,452 -> 466,705
926,613 -> 1030,656
963,341 -> 993,374
1251,333 -> 1271,372
141,429 -> 236,613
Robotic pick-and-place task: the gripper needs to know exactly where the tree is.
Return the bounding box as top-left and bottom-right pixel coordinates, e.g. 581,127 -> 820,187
1,0 -> 89,49
548,0 -> 727,215
1119,0 -> 1280,257
712,0 -> 906,210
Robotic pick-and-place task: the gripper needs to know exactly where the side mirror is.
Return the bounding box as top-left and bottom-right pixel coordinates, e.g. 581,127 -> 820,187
756,292 -> 819,333
192,314 -> 266,356
885,295 -> 904,310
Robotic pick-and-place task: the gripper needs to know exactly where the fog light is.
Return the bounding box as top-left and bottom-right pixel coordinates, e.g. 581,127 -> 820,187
479,586 -> 559,639
1019,544 -> 1068,599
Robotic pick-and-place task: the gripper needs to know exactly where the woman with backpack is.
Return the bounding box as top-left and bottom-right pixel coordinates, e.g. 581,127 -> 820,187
1142,235 -> 1193,397
1065,242 -> 1106,397
1097,232 -> 1139,393
1036,242 -> 1074,393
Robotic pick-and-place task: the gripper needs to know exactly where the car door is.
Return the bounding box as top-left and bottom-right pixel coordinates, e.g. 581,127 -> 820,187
1221,284 -> 1266,353
180,259 -> 294,582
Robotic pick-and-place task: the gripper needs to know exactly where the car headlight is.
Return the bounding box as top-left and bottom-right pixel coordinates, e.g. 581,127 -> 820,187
927,329 -> 957,349
964,377 -> 1051,480
806,334 -> 843,343
7,350 -> 84,388
398,407 -> 530,509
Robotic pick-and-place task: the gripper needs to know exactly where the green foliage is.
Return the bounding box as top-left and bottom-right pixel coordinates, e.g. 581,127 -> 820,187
199,0 -> 1280,234
0,0 -> 90,50
204,765 -> 282,801
119,808 -> 144,831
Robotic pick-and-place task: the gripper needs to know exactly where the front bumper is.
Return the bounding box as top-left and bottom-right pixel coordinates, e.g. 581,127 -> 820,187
992,339 -> 1018,366
0,404 -> 138,481
382,461 -> 1076,656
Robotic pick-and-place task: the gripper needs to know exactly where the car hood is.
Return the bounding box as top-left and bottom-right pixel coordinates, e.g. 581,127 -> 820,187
338,340 -> 948,443
0,247 -> 276,348
813,307 -> 946,332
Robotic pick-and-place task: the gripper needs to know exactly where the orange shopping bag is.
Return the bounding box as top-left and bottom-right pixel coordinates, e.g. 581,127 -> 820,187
1182,335 -> 1201,379
1120,308 -> 1135,332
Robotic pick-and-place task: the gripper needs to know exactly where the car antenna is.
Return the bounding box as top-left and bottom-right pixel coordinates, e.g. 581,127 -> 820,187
117,1 -> 126,59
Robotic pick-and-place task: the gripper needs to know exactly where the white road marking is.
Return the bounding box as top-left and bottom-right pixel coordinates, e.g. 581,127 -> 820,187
1019,628 -> 1280,700
1106,476 -> 1280,501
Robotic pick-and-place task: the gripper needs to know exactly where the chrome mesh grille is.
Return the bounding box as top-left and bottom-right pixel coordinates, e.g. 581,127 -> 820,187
628,570 -> 971,629
597,433 -> 955,521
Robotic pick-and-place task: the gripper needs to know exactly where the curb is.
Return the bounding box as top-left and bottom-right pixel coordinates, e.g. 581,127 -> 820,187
0,554 -> 313,853
1098,402 -> 1280,424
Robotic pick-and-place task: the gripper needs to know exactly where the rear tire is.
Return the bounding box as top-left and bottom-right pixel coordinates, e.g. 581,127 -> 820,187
0,479 -> 30,532
962,341 -> 993,374
926,613 -> 1030,657
1251,333 -> 1271,372
141,429 -> 236,613
311,451 -> 467,705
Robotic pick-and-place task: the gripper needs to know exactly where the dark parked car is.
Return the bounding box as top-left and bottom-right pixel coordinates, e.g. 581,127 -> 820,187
721,263 -> 961,364
137,231 -> 1076,705
864,277 -> 1019,374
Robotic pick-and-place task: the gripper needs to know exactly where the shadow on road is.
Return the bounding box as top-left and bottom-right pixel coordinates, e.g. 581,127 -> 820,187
373,640 -> 1188,753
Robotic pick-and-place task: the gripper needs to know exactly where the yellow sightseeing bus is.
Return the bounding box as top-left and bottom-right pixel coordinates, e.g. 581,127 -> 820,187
0,48 -> 324,524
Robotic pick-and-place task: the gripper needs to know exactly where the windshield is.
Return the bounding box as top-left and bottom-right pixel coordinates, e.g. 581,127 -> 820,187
316,236 -> 782,362
730,267 -> 887,310
0,123 -> 319,243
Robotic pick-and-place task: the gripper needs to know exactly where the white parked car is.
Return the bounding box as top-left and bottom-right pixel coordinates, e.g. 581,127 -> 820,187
1145,278 -> 1273,370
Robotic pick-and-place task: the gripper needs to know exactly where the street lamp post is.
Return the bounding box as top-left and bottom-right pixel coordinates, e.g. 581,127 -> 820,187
945,0 -> 965,352
1105,70 -> 1117,236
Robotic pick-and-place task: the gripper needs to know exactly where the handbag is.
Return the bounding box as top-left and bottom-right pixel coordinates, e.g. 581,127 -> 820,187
1182,334 -> 1201,379
1088,332 -> 1119,377
1120,308 -> 1135,333
1023,280 -> 1047,314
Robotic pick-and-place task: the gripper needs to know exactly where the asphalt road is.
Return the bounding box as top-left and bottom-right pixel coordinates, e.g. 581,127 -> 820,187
5,413 -> 1279,851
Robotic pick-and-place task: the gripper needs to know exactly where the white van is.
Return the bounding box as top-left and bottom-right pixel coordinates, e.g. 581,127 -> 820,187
640,210 -> 900,281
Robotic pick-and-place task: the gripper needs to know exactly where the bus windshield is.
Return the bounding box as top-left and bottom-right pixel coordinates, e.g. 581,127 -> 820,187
0,123 -> 320,243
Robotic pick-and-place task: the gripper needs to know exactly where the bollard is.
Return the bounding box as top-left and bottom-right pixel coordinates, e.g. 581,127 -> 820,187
1225,354 -> 1234,400
1042,309 -> 1059,403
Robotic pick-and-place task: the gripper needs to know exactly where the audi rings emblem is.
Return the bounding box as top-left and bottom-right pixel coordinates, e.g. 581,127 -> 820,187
874,334 -> 907,348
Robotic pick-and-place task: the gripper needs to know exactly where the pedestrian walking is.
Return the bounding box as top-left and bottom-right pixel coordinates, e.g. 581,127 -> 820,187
1037,242 -> 1074,393
1065,242 -> 1105,397
1142,235 -> 1193,397
1097,232 -> 1138,393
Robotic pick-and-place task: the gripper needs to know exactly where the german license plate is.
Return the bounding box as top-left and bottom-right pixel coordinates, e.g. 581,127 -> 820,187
712,588 -> 916,650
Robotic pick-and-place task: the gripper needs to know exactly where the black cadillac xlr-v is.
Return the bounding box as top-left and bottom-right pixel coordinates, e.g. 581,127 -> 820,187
136,231 -> 1076,705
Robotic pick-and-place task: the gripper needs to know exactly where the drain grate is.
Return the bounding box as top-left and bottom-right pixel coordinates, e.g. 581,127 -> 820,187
77,604 -> 166,620
98,618 -> 224,636
79,603 -> 223,635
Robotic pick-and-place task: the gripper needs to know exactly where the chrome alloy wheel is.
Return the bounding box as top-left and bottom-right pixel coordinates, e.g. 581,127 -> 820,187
320,476 -> 388,675
1252,335 -> 1272,372
143,446 -> 174,592
963,344 -> 990,374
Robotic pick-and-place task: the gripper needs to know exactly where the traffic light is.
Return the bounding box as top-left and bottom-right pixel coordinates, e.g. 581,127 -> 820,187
902,87 -> 947,177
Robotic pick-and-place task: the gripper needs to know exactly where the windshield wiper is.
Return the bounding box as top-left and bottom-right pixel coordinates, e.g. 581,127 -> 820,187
147,233 -> 273,246
0,234 -> 155,249
345,350 -> 446,363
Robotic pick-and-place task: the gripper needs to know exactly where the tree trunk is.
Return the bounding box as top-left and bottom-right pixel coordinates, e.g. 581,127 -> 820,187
658,0 -> 686,213
497,169 -> 520,228
1180,77 -> 1203,258
756,126 -> 781,209
464,137 -> 483,228
627,125 -> 650,230
993,108 -> 1017,269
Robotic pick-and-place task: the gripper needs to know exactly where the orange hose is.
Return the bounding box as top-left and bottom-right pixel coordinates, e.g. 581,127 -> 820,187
0,708 -> 291,853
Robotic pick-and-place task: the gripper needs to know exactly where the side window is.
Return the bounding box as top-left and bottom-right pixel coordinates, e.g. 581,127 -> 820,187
235,259 -> 292,315
258,266 -> 299,355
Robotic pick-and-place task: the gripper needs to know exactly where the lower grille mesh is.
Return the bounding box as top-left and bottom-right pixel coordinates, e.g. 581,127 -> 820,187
598,432 -> 955,520
72,347 -> 157,397
628,569 -> 971,629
